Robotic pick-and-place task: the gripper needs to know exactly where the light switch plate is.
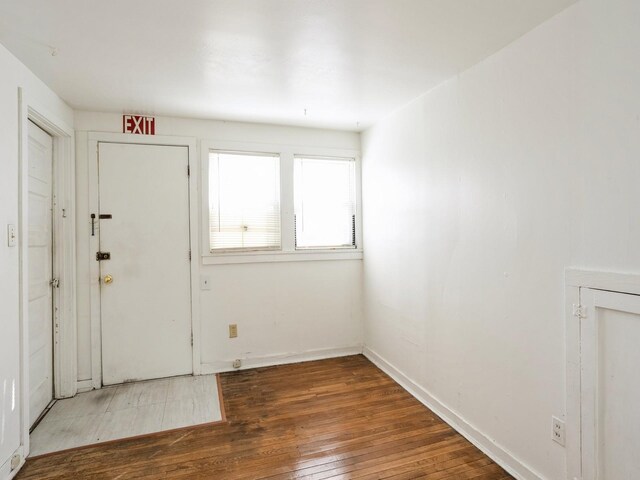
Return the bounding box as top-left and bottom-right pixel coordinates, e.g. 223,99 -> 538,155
7,224 -> 17,247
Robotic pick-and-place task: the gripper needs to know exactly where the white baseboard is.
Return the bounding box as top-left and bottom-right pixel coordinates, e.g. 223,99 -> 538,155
200,345 -> 363,374
76,346 -> 363,388
363,346 -> 545,480
0,446 -> 25,480
69,344 -> 542,480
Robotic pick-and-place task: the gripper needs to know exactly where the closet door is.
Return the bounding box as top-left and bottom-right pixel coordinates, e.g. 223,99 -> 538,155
580,288 -> 640,480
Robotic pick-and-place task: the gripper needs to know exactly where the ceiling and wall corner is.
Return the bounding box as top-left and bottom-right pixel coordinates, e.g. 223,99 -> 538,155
0,0 -> 575,131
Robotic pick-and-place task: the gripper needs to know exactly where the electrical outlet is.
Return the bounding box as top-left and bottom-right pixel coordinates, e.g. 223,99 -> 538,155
200,275 -> 211,290
552,416 -> 565,446
229,324 -> 238,338
232,359 -> 242,369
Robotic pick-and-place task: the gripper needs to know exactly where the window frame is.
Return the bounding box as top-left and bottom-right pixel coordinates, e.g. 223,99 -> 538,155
201,140 -> 362,264
208,149 -> 282,253
293,155 -> 358,251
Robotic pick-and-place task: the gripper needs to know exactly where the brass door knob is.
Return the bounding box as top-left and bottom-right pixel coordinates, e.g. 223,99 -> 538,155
103,274 -> 113,284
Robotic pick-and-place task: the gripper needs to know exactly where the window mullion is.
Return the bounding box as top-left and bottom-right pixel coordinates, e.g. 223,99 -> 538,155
279,149 -> 295,253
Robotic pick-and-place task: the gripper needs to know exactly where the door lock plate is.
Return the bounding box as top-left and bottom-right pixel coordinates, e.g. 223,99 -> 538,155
96,251 -> 111,261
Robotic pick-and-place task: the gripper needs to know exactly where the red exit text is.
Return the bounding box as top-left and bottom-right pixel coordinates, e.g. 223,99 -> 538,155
123,115 -> 155,135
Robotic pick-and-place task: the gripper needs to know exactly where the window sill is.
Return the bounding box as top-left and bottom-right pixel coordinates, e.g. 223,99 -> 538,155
202,249 -> 363,265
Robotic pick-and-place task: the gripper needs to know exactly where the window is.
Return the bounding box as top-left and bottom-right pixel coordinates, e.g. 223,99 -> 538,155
209,151 -> 280,252
294,156 -> 357,249
204,141 -> 361,263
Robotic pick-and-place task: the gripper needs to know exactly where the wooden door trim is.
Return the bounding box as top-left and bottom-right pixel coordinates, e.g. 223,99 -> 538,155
87,132 -> 200,391
18,88 -> 76,462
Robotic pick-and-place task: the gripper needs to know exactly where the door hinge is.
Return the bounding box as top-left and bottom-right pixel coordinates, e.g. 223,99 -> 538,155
191,333 -> 194,346
189,249 -> 191,261
49,278 -> 60,288
573,304 -> 586,319
187,165 -> 190,176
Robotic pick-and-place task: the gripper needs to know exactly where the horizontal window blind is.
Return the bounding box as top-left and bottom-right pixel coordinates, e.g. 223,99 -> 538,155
209,151 -> 281,252
294,156 -> 356,249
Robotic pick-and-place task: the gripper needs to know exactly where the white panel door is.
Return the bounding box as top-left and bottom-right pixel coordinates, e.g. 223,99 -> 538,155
27,121 -> 54,427
99,143 -> 192,385
581,288 -> 640,480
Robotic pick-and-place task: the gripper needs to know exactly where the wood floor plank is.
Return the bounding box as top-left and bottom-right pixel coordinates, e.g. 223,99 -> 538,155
17,355 -> 512,480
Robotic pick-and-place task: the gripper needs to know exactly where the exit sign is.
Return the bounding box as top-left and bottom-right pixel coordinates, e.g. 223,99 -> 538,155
122,115 -> 155,135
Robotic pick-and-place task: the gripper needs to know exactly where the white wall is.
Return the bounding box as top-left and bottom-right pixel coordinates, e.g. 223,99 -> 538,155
74,112 -> 362,381
0,44 -> 73,478
361,0 -> 640,478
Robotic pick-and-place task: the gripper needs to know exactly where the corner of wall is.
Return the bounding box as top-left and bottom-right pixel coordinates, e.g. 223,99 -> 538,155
363,346 -> 548,480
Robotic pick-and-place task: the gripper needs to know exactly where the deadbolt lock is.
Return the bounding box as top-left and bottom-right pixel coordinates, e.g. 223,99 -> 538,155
96,251 -> 111,261
103,274 -> 113,285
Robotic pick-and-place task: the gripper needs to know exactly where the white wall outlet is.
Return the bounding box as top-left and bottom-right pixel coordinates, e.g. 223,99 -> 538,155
232,359 -> 241,369
7,224 -> 17,247
200,275 -> 211,290
552,416 -> 565,446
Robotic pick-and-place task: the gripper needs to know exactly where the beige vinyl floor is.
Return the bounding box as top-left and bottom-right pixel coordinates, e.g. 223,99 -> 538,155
29,374 -> 223,457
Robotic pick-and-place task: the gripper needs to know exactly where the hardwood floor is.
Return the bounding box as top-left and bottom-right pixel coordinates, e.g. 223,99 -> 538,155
18,355 -> 512,479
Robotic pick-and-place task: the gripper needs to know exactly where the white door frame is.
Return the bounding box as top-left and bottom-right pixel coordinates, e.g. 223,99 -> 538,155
565,268 -> 640,480
87,132 -> 201,390
18,88 -> 76,459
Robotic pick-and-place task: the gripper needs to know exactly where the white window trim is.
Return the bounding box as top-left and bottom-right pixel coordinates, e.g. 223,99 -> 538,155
293,155 -> 358,251
201,139 -> 363,264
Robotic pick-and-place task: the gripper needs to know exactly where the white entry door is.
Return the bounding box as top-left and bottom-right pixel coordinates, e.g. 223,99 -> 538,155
98,143 -> 192,385
580,288 -> 640,480
28,121 -> 54,427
